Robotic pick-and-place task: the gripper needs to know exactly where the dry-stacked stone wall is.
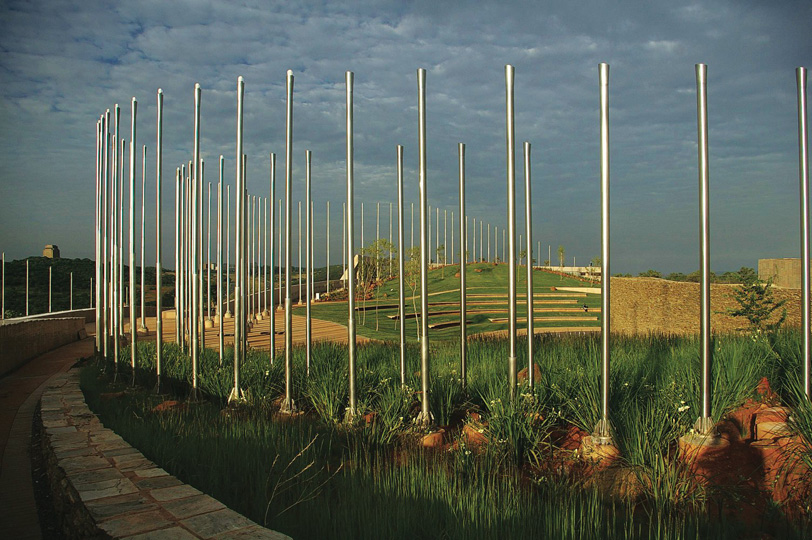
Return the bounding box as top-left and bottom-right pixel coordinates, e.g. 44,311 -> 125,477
38,370 -> 290,539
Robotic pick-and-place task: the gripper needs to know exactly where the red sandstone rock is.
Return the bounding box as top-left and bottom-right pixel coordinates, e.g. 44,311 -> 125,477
517,363 -> 542,384
421,430 -> 445,449
462,424 -> 488,448
152,400 -> 186,413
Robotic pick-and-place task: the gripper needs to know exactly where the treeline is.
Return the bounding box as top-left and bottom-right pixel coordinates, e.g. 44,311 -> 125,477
614,267 -> 757,284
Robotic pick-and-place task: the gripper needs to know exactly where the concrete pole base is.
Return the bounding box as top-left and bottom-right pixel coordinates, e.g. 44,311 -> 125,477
224,311 -> 233,319
203,318 -> 214,329
580,435 -> 620,465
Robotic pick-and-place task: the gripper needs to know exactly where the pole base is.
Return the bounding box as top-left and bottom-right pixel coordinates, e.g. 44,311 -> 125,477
343,407 -> 358,425
203,318 -> 214,329
414,410 -> 434,427
591,418 -> 613,445
224,311 -> 233,319
279,397 -> 297,415
694,416 -> 717,437
580,435 -> 620,464
227,387 -> 245,405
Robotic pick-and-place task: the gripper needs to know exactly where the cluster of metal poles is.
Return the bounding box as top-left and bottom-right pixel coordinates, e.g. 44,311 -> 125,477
88,64 -> 810,433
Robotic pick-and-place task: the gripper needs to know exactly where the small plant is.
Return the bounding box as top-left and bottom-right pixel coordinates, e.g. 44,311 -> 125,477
727,272 -> 787,334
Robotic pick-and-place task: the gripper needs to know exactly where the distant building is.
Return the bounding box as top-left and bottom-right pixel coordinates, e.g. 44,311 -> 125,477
759,258 -> 808,288
43,245 -> 60,259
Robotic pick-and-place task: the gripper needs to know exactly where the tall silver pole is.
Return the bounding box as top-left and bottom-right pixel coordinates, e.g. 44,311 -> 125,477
70,272 -> 73,311
342,202 -> 346,292
129,97 -> 138,375
207,181 -> 212,324
505,64 -> 518,399
397,145 -> 406,387
199,160 -> 206,350
102,110 -> 110,359
226,186 -> 232,318
191,85 -> 201,391
798,67 -> 810,398
1,252 -> 4,319
459,143 -> 467,389
174,168 -> 180,344
26,259 -> 29,316
217,158 -> 224,363
479,218 -> 482,263
112,105 -> 119,365
376,202 -> 380,281
346,71 -> 357,421
283,70 -> 295,413
596,63 -> 612,442
298,200 -> 302,304
231,76 -> 245,403
140,144 -> 147,331
696,63 -> 713,434
119,139 -> 125,338
155,89 -> 163,382
48,266 -> 52,312
269,153 -> 276,361
472,218 -> 476,263
444,209 -> 447,265
264,197 -> 268,316
326,201 -> 330,296
411,202 -> 414,251
248,196 -> 254,322
417,67 -> 431,425
524,142 -> 534,389
451,211 -> 454,265
487,223 -> 490,263
305,150 -> 312,375
94,120 -> 101,347
278,198 -> 282,310
390,202 -> 393,277
361,203 -> 364,254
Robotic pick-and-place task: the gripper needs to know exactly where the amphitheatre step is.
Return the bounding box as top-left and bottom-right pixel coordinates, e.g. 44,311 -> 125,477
488,316 -> 599,323
387,307 -> 601,320
467,292 -> 588,298
553,286 -> 601,294
428,320 -> 471,330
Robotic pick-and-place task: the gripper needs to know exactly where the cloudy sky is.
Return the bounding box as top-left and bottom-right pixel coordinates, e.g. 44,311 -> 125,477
0,0 -> 809,274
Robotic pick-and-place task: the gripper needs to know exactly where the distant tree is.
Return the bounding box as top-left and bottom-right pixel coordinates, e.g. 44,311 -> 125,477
519,249 -> 527,265
638,269 -> 662,278
543,259 -> 550,266
666,272 -> 688,282
557,245 -> 565,268
436,244 -> 445,278
727,272 -> 786,334
404,246 -> 421,340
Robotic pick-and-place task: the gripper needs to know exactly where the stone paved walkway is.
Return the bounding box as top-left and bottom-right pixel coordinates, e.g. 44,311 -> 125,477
0,333 -> 94,539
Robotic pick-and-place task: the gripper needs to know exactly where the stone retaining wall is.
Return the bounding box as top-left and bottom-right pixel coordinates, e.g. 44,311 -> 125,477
39,370 -> 290,539
0,318 -> 86,377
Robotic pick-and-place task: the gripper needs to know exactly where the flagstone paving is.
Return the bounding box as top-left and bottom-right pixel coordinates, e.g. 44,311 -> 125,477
40,369 -> 290,539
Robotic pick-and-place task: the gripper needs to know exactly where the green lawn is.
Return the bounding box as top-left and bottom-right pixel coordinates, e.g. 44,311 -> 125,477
294,262 -> 601,342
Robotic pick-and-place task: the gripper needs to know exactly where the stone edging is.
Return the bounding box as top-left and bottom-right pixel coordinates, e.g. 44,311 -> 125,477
39,369 -> 291,539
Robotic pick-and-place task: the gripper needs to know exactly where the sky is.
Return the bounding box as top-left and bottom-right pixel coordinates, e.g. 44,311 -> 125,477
0,0 -> 809,274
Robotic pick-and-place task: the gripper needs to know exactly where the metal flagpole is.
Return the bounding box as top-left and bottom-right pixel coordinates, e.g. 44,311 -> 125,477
797,67 -> 810,398
264,197 -> 268,316
459,143 -> 467,389
70,272 -> 73,311
231,76 -> 245,404
175,168 -> 180,344
140,144 -> 147,331
505,65 -> 518,399
129,97 -> 137,378
282,69 -> 296,413
524,142 -> 534,389
346,71 -> 357,422
389,202 -> 393,277
417,67 -> 431,425
472,218 -> 476,263
95,119 -> 101,349
207,181 -> 212,327
155,89 -> 163,386
306,150 -> 312,375
377,202 -> 380,281
595,62 -> 612,443
226,186 -> 232,318
26,259 -> 29,316
102,110 -> 110,359
48,267 -> 52,312
451,211 -> 454,265
191,84 -> 201,392
480,219 -> 483,263
488,223 -> 490,263
326,201 -> 330,296
444,209 -> 447,265
199,160 -> 206,350
269,153 -> 276,361
397,145 -> 406,387
695,63 -> 714,435
119,139 -> 125,339
298,200 -> 302,305
342,202 -> 346,292
217,158 -> 224,364
279,198 -> 283,310
112,105 -> 120,367
1,252 -> 4,320
411,202 -> 414,251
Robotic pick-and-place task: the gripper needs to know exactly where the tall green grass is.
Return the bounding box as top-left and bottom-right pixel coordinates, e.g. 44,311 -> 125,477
84,331 -> 812,538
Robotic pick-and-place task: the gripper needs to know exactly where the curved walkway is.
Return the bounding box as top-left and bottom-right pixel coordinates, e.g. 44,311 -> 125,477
0,329 -> 94,539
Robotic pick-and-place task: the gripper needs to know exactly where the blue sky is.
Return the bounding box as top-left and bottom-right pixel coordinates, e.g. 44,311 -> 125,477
0,0 -> 809,274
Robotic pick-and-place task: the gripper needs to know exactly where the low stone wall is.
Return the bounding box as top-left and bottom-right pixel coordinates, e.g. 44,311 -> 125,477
0,318 -> 86,377
609,277 -> 801,335
39,370 -> 289,539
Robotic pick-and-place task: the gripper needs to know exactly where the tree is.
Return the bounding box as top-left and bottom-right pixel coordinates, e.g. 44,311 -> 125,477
436,244 -> 445,278
557,245 -> 565,268
727,272 -> 787,334
638,269 -> 662,278
404,246 -> 422,340
519,249 -> 527,266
